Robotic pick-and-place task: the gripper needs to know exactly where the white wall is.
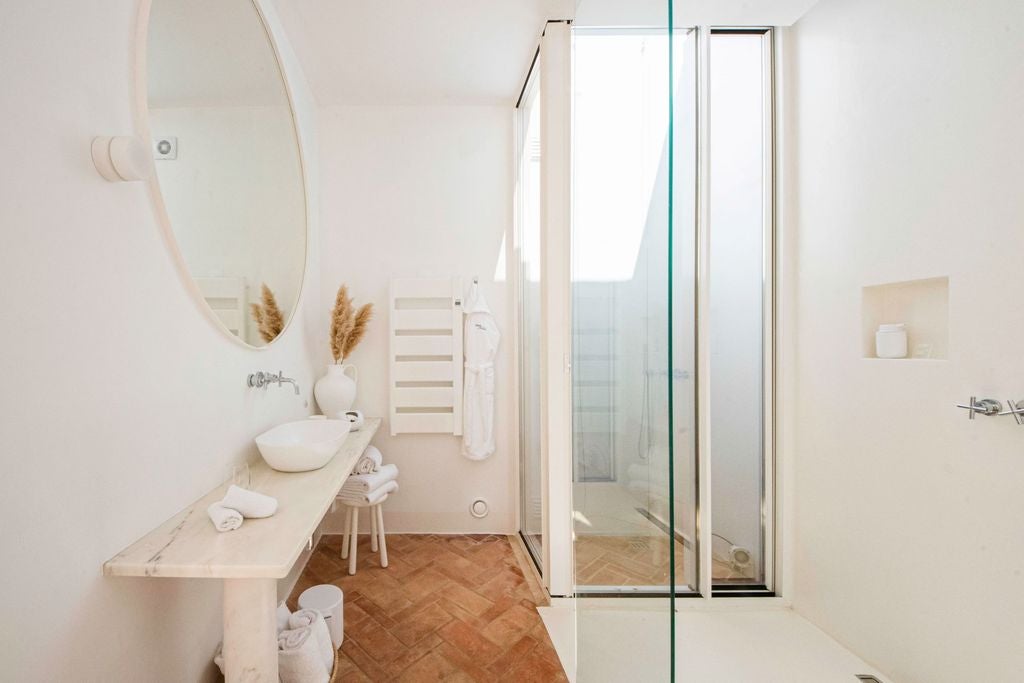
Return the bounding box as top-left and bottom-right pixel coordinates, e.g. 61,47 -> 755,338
785,1 -> 1024,681
316,105 -> 515,534
0,1 -> 319,680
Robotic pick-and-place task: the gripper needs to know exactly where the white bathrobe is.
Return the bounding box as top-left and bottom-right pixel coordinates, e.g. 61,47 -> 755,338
462,286 -> 500,460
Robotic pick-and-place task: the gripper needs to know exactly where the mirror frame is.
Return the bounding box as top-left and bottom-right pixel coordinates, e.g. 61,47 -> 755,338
134,0 -> 310,350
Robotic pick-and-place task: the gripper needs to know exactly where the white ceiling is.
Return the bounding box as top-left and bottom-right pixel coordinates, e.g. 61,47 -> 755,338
273,0 -> 563,106
574,0 -> 820,28
274,0 -> 820,106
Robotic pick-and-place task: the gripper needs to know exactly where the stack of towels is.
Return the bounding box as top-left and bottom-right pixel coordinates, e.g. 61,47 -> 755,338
206,484 -> 278,532
339,445 -> 399,505
214,602 -> 335,683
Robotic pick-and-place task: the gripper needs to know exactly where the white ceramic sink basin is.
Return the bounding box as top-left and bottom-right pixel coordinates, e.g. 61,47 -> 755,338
255,418 -> 351,472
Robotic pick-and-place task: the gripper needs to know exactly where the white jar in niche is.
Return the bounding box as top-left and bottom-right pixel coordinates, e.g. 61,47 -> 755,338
875,323 -> 908,358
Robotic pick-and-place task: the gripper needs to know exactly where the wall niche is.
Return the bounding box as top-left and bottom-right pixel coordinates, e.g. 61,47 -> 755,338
861,276 -> 949,360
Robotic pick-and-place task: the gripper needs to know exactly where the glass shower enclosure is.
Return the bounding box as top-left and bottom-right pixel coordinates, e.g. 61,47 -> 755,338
569,2 -> 775,679
515,1 -> 775,677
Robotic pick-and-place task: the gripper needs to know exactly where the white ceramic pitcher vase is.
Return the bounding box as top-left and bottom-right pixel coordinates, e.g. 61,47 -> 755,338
314,364 -> 358,418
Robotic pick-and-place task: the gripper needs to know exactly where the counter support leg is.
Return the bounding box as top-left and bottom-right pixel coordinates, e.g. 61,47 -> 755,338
223,577 -> 278,682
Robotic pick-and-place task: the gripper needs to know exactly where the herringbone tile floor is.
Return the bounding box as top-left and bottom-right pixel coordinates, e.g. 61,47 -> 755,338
288,534 -> 568,682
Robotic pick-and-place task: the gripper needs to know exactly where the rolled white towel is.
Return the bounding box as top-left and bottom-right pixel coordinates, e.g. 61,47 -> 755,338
207,502 -> 243,532
341,464 -> 398,493
353,445 -> 383,475
277,601 -> 292,633
221,484 -> 278,518
278,626 -> 330,683
289,609 -> 334,671
337,479 -> 398,506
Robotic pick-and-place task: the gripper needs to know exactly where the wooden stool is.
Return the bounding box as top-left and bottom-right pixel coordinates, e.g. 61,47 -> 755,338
339,493 -> 389,575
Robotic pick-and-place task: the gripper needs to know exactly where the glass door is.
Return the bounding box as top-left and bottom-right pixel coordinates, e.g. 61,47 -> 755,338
571,18 -> 696,683
570,25 -> 698,598
517,59 -> 544,570
707,29 -> 774,591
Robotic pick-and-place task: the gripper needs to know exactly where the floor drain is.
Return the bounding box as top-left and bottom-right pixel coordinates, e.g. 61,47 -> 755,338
629,539 -> 650,552
855,676 -> 882,682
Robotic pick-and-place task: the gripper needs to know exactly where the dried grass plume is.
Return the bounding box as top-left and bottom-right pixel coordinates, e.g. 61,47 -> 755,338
330,284 -> 373,363
250,283 -> 284,344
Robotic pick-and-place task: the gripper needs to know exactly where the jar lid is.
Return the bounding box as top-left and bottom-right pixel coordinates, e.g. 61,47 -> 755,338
878,323 -> 905,332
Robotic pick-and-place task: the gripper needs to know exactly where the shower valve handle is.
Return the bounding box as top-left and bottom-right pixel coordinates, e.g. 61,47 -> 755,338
956,397 -> 1002,419
999,399 -> 1024,425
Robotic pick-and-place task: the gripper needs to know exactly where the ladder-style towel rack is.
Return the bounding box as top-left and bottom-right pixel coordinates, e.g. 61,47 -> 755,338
388,277 -> 464,435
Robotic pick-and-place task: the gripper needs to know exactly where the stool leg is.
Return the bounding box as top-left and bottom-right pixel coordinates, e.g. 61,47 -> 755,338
370,504 -> 379,552
376,504 -> 388,568
348,507 -> 359,575
340,506 -> 352,560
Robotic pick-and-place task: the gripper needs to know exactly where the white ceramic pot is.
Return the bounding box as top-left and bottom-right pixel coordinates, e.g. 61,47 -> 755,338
314,364 -> 358,418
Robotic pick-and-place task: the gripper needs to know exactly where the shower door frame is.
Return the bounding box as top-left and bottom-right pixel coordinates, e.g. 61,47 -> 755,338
515,50 -> 544,575
513,21 -> 784,603
561,24 -> 779,600
701,26 -> 777,596
513,21 -> 577,599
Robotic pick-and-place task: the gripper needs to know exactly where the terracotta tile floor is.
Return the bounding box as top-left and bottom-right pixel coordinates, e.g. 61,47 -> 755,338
575,535 -> 754,587
288,534 -> 568,682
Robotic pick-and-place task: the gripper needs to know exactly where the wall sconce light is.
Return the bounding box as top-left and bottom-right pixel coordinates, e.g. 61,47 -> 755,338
91,136 -> 151,182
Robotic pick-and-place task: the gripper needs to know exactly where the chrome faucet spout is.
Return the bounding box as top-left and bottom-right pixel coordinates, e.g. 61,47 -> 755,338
274,369 -> 300,395
280,377 -> 300,395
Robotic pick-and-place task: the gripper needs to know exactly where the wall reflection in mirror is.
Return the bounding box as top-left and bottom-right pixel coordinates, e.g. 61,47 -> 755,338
146,0 -> 306,346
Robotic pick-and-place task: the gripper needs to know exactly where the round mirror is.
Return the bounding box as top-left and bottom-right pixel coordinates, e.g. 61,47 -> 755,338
144,0 -> 306,347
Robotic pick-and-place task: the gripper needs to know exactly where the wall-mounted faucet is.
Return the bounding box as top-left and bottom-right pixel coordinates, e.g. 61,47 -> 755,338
247,370 -> 300,395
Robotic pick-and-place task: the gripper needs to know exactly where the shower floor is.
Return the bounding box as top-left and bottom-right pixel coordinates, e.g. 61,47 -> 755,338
540,601 -> 892,682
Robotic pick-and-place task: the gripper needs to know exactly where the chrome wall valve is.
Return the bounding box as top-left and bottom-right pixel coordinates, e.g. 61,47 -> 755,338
1000,399 -> 1024,425
955,397 -> 1002,419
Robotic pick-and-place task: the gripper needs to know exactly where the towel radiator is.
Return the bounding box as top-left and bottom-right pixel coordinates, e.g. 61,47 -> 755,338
388,277 -> 464,435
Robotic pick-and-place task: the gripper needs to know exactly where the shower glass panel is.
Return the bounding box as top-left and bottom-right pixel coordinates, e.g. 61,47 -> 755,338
517,64 -> 543,568
569,7 -> 776,678
708,30 -> 772,588
572,15 -> 694,680
571,26 -> 697,597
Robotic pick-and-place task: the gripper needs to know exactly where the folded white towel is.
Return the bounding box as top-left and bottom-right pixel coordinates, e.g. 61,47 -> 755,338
353,445 -> 383,474
338,479 -> 398,506
222,485 -> 278,518
279,626 -> 330,683
207,502 -> 243,532
213,642 -> 225,675
289,609 -> 334,671
341,464 -> 398,493
277,601 -> 293,633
